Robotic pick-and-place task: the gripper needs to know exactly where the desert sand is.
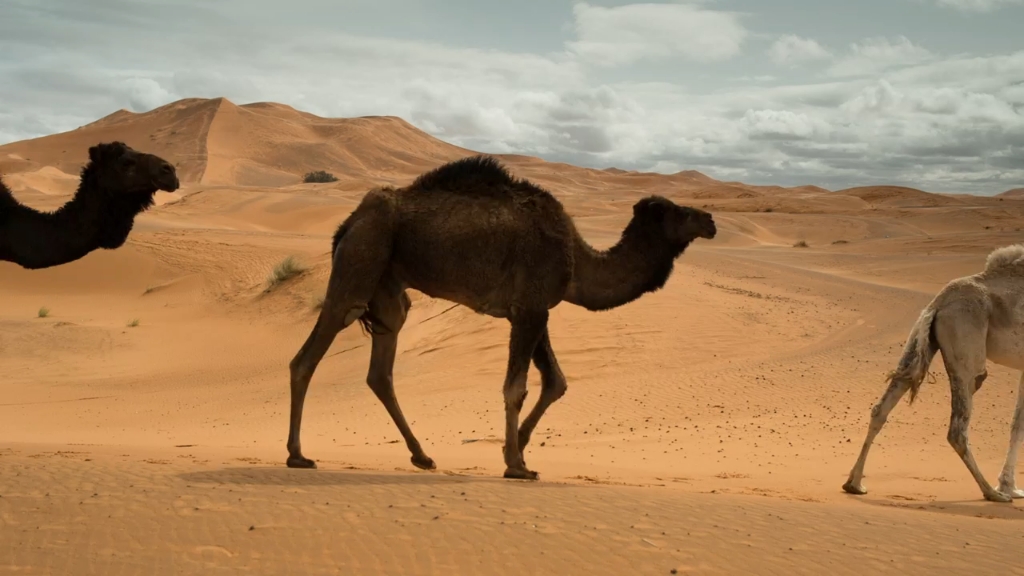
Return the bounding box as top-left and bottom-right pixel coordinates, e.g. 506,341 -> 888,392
3,98 -> 1024,575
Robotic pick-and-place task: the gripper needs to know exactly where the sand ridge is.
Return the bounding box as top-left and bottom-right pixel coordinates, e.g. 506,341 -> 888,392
3,98 -> 1024,574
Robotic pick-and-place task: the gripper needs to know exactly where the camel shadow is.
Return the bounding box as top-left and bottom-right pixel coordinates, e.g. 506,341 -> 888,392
177,466 -> 570,489
851,495 -> 1024,521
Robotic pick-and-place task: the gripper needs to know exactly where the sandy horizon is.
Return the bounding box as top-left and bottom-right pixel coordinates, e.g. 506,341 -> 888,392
3,97 -> 1024,575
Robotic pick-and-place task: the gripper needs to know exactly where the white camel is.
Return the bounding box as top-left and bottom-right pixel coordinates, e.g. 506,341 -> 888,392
844,243 -> 1024,503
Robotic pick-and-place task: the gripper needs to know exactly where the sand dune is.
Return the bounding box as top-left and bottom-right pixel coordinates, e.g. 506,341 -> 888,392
3,166 -> 78,196
835,185 -> 969,208
3,99 -> 1024,574
0,97 -> 474,191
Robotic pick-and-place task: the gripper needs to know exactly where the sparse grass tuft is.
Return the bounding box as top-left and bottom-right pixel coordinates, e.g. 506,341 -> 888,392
793,240 -> 809,248
266,256 -> 307,290
303,170 -> 338,184
37,307 -> 50,318
127,319 -> 140,328
831,239 -> 849,245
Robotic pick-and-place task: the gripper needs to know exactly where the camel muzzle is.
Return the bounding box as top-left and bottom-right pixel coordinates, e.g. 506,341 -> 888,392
161,176 -> 180,192
154,162 -> 180,192
154,173 -> 180,192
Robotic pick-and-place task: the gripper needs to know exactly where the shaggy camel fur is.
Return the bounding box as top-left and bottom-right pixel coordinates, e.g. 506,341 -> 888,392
287,155 -> 717,479
844,243 -> 1024,502
0,141 -> 179,269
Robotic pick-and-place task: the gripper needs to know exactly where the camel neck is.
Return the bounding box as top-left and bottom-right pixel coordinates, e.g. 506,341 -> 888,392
0,183 -> 104,270
563,224 -> 685,311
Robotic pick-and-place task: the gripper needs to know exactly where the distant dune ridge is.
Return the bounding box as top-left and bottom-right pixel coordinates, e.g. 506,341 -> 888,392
2,96 -> 991,203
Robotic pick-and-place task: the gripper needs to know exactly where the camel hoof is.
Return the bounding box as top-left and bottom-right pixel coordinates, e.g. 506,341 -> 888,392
503,467 -> 539,481
287,456 -> 317,469
997,485 -> 1024,499
842,481 -> 867,495
985,490 -> 1013,503
411,454 -> 436,470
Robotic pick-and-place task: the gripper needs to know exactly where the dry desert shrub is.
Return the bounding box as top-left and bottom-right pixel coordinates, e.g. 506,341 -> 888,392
303,170 -> 338,183
266,256 -> 307,290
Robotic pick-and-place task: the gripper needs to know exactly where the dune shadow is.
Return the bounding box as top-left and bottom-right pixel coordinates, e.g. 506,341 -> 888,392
851,495 -> 1024,521
177,466 -> 570,489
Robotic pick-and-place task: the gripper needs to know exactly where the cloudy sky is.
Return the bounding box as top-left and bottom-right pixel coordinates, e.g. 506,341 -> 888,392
2,0 -> 1023,194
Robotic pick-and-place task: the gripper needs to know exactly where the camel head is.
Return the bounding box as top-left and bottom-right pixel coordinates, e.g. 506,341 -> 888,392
86,141 -> 180,195
631,196 -> 717,246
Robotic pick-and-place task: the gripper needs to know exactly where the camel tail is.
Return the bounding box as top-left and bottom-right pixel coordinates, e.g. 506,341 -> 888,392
888,305 -> 939,405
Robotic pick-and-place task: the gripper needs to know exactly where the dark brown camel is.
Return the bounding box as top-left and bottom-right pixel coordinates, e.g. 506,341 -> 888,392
287,155 -> 717,480
0,141 -> 179,269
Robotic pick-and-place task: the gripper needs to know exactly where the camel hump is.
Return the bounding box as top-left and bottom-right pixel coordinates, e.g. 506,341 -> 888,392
410,155 -> 528,197
0,177 -> 16,210
985,244 -> 1024,274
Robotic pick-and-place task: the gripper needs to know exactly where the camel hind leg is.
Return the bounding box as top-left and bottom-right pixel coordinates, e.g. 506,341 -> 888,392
363,282 -> 436,471
997,372 -> 1024,498
842,376 -> 913,495
502,309 -> 549,480
517,328 -> 567,465
287,312 -> 353,469
933,308 -> 1011,502
286,195 -> 396,469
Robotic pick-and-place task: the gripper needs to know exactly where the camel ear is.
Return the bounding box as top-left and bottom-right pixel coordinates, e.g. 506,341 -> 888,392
88,142 -> 131,164
110,142 -> 130,158
634,197 -> 666,222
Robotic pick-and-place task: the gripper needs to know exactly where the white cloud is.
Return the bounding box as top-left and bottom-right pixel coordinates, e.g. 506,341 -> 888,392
925,0 -> 1024,11
124,78 -> 174,112
999,83 -> 1024,105
742,109 -> 829,140
769,35 -> 832,66
828,36 -> 933,77
913,88 -> 1020,124
567,2 -> 748,66
840,80 -> 905,114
